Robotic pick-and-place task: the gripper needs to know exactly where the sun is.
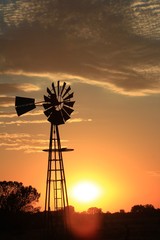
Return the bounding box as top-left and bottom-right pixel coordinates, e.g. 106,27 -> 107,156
71,181 -> 101,203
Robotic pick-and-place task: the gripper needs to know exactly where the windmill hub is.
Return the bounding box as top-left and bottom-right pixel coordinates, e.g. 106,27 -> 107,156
50,93 -> 58,104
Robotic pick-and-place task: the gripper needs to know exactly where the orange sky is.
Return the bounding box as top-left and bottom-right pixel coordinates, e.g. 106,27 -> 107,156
0,0 -> 160,213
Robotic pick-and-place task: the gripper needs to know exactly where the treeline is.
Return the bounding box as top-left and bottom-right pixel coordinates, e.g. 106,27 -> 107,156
1,207 -> 160,240
79,204 -> 160,215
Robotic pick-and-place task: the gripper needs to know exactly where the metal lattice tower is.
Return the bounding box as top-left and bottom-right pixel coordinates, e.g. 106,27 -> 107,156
44,124 -> 73,212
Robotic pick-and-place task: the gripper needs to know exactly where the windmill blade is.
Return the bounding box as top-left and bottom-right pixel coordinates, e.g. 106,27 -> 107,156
44,106 -> 55,117
60,82 -> 66,96
63,92 -> 74,101
50,93 -> 58,105
48,110 -> 64,125
44,95 -> 51,103
63,101 -> 75,108
62,86 -> 71,98
47,87 -> 52,96
63,105 -> 74,116
43,103 -> 52,110
15,96 -> 36,116
43,95 -> 52,109
52,82 -> 56,95
57,80 -> 60,96
44,93 -> 58,107
61,108 -> 71,122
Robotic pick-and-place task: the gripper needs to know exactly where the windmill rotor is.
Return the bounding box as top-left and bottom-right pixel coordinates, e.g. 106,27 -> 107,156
15,81 -> 75,125
43,80 -> 75,125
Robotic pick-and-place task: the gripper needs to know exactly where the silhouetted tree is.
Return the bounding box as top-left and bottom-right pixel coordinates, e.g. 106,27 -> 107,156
0,181 -> 40,213
131,204 -> 155,214
131,204 -> 145,213
87,207 -> 102,214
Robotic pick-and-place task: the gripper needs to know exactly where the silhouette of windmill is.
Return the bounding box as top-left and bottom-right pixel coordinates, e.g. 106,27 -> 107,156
15,81 -> 75,213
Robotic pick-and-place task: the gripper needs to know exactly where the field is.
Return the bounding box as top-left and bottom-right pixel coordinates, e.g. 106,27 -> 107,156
0,211 -> 160,240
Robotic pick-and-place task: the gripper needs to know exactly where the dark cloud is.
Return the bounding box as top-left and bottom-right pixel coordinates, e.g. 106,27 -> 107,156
0,0 -> 160,95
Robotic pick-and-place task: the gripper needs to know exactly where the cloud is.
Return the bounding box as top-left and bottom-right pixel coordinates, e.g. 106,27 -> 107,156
0,132 -> 48,153
0,117 -> 92,126
0,143 -> 19,147
0,84 -> 40,107
0,133 -> 30,139
0,96 -> 14,107
0,112 -> 17,118
68,118 -> 92,123
0,83 -> 40,94
0,119 -> 47,125
0,132 -> 69,153
0,110 -> 42,118
5,145 -> 45,153
0,0 -> 160,95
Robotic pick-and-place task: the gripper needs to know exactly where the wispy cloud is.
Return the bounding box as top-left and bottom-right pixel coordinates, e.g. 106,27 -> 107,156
0,132 -> 48,153
0,83 -> 40,107
0,112 -> 16,118
0,96 -> 14,107
5,145 -> 45,153
0,143 -> 19,147
0,0 -> 160,96
0,133 -> 30,139
0,83 -> 40,94
0,117 -> 92,126
0,119 -> 47,125
68,118 -> 92,123
0,110 -> 43,118
0,132 -> 70,153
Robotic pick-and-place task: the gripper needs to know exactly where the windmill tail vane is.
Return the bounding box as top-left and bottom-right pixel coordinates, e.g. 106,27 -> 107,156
15,96 -> 45,116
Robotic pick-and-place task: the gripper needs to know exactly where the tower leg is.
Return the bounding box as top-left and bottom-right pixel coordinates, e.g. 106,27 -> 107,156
44,124 -> 70,238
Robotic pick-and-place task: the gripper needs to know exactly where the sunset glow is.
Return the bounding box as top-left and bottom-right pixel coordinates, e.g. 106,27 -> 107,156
0,0 -> 160,214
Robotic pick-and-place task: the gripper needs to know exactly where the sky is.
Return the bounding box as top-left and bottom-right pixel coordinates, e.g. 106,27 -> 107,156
0,0 -> 160,213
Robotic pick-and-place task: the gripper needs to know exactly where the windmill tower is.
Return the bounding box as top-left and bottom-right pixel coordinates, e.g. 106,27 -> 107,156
15,81 -> 75,214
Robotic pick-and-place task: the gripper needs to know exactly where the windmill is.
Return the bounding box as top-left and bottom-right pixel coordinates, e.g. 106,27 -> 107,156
15,81 -> 75,214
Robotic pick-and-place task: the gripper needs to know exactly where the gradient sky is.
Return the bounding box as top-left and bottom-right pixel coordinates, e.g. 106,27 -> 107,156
0,0 -> 160,213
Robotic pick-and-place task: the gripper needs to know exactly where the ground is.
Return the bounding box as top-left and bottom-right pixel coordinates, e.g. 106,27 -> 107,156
0,211 -> 160,240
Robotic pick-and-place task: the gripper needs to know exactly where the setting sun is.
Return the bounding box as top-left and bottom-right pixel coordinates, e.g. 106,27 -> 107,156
71,181 -> 101,203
